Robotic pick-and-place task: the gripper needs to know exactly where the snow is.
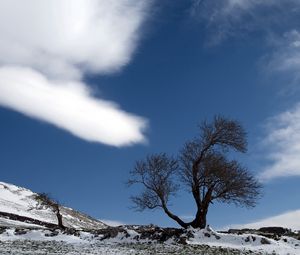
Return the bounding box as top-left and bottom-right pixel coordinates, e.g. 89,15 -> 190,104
187,228 -> 300,255
1,227 -> 299,254
0,217 -> 45,228
0,182 -> 56,223
0,225 -> 299,254
1,181 -> 300,254
0,181 -> 106,229
0,228 -> 86,243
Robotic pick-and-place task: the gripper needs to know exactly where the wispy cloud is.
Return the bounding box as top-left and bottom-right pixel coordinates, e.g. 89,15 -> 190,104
265,30 -> 300,85
258,31 -> 300,180
191,0 -> 300,87
0,67 -> 147,147
191,0 -> 300,45
0,0 -> 151,146
191,1 -> 300,180
226,209 -> 300,230
259,104 -> 300,181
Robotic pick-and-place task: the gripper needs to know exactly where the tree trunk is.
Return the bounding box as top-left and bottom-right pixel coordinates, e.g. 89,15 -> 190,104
161,204 -> 208,229
190,207 -> 208,229
192,214 -> 207,229
161,202 -> 189,229
190,183 -> 212,229
55,206 -> 65,229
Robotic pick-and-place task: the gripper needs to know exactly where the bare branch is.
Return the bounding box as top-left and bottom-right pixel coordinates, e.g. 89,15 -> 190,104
128,116 -> 262,229
128,153 -> 179,210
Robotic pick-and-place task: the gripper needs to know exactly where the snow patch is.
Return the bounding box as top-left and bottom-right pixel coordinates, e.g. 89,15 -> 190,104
187,228 -> 300,255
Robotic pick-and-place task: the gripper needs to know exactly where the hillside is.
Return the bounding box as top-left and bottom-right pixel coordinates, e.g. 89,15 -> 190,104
0,182 -> 106,229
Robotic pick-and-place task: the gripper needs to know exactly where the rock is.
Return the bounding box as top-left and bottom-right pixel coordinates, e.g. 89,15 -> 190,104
93,227 -> 120,240
0,227 -> 7,234
185,230 -> 194,239
260,237 -> 271,245
204,232 -> 211,237
63,228 -> 80,237
178,237 -> 187,245
228,228 -> 252,235
258,227 -> 288,236
14,228 -> 27,235
211,232 -> 221,240
45,230 -> 59,237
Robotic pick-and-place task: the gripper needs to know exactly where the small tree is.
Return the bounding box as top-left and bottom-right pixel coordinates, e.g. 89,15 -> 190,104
34,193 -> 65,229
128,116 -> 262,229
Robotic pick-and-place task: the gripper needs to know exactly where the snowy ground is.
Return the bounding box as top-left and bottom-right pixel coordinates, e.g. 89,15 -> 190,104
1,181 -> 299,254
0,240 -> 261,255
0,227 -> 299,255
0,217 -> 46,229
187,228 -> 300,255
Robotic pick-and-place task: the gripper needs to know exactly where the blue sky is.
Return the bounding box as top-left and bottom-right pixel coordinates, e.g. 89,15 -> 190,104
0,0 -> 300,229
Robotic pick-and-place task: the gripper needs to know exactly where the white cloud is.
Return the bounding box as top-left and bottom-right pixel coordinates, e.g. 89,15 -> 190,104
0,66 -> 147,146
259,103 -> 300,180
0,0 -> 150,79
0,0 -> 151,146
227,209 -> 300,230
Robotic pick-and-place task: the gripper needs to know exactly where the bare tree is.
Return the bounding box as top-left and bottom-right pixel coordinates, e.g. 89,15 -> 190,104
128,153 -> 187,228
128,116 -> 262,229
33,193 -> 65,229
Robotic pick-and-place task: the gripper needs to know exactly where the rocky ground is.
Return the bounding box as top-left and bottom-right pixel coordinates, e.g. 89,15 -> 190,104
0,239 -> 266,255
0,225 -> 299,255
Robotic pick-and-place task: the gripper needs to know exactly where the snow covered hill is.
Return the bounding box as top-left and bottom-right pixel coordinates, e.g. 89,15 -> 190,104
0,182 -> 106,229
